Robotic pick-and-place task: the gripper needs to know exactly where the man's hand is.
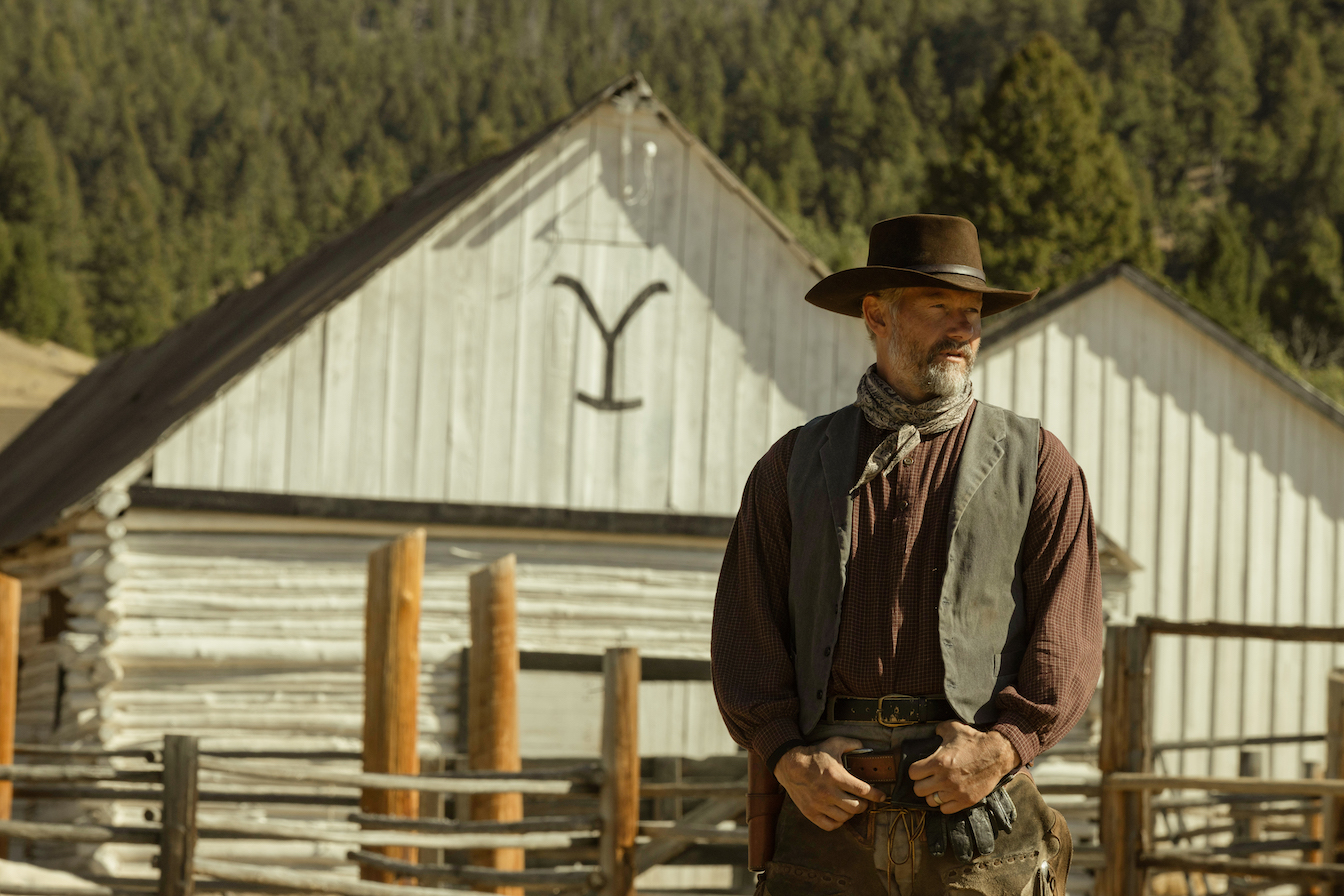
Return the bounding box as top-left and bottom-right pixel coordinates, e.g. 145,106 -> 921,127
908,721 -> 1019,814
773,737 -> 883,831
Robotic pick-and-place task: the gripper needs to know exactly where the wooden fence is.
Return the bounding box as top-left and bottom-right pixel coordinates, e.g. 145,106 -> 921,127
0,647 -> 635,895
0,532 -> 750,894
1099,618 -> 1344,896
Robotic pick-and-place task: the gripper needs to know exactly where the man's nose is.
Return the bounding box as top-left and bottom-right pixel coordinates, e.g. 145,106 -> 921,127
947,310 -> 977,341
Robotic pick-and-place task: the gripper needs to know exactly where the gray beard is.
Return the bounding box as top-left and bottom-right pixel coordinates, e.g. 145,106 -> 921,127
886,334 -> 977,399
922,357 -> 971,397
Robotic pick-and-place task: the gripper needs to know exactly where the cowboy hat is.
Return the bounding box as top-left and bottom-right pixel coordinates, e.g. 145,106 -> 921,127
805,214 -> 1038,317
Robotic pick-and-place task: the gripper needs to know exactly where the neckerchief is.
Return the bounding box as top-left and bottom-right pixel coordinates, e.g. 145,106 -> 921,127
851,364 -> 974,493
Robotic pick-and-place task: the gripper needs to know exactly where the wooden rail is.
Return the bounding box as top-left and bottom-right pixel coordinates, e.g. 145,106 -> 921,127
1107,774 -> 1344,797
347,850 -> 604,888
194,757 -> 585,793
1133,617 -> 1344,642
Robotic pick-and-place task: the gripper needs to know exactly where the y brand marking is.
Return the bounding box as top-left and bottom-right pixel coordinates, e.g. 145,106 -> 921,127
554,275 -> 669,411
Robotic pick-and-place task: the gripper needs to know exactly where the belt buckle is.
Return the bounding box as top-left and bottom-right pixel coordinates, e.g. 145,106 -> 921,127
877,694 -> 919,727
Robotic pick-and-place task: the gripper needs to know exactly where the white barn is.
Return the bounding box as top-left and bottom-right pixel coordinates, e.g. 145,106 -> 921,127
976,267 -> 1344,780
0,71 -> 1341,873
0,74 -> 872,875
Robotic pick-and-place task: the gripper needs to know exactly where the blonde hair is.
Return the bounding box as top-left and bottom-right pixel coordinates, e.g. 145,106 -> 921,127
864,287 -> 908,343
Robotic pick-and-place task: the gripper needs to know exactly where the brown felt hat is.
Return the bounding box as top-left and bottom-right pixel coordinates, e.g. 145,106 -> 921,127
805,214 -> 1038,317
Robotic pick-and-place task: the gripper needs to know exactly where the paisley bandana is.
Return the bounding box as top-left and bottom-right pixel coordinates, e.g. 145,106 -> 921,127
851,364 -> 974,493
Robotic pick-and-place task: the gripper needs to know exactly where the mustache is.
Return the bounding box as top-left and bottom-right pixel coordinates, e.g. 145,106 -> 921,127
927,339 -> 974,362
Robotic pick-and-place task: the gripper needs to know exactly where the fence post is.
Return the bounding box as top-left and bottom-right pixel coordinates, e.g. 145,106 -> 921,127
1324,669 -> 1344,896
158,735 -> 199,896
468,554 -> 522,895
600,647 -> 640,896
1098,623 -> 1153,896
0,574 -> 18,861
361,529 -> 426,883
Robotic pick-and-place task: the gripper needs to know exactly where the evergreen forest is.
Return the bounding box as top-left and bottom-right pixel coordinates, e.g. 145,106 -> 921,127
1,0 -> 1343,398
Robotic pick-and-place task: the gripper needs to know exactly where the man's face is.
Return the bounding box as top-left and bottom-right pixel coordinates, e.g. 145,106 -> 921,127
866,287 -> 982,400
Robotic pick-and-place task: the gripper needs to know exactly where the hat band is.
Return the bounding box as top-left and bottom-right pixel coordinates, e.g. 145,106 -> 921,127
905,263 -> 986,281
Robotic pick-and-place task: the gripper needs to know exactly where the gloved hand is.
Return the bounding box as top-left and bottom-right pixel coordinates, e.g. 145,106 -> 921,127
925,780 -> 1017,862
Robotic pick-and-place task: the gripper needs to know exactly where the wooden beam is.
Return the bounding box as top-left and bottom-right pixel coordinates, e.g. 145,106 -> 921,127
0,818 -> 161,843
349,813 -> 603,835
1107,773 -> 1344,796
468,554 -> 522,895
347,850 -> 603,888
1097,624 -> 1153,896
193,857 -> 479,896
1137,853 -> 1344,883
158,735 -> 199,896
1098,625 -> 1127,896
1134,617 -> 1344,642
635,796 -> 742,874
0,573 -> 18,860
361,529 -> 426,882
193,757 -> 578,794
1324,669 -> 1344,896
600,648 -> 640,896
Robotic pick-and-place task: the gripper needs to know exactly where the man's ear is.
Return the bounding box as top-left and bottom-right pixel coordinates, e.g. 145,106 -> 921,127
862,294 -> 890,337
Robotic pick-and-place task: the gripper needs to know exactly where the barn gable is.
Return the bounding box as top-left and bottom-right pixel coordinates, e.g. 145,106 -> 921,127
0,74 -> 869,549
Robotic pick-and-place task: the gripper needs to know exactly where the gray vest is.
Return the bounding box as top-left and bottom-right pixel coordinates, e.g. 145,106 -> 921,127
785,402 -> 1040,736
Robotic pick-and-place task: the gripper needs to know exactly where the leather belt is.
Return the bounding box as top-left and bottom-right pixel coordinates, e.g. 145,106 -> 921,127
828,694 -> 955,727
843,750 -> 902,782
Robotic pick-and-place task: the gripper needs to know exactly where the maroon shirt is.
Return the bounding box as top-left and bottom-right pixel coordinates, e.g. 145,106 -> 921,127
711,402 -> 1104,768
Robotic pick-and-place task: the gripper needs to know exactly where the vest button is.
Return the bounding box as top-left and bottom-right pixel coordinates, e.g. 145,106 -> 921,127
816,690 -> 824,699
823,646 -> 831,656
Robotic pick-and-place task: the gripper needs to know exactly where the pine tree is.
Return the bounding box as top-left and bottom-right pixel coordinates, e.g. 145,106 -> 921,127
86,109 -> 174,353
1183,205 -> 1265,340
928,33 -> 1154,292
1179,0 -> 1257,179
0,223 -> 62,342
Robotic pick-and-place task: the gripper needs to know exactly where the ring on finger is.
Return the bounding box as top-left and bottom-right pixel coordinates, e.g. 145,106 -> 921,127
931,792 -> 943,807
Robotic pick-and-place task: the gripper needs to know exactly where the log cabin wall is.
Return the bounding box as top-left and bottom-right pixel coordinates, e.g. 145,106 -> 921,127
88,509 -> 730,757
976,273 -> 1344,780
6,506 -> 734,876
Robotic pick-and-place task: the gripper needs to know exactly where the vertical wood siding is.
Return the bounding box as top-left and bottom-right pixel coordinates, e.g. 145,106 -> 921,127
152,104 -> 869,514
975,278 -> 1344,776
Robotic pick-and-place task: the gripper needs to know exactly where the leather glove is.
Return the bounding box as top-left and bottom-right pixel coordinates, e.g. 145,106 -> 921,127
925,780 -> 1017,862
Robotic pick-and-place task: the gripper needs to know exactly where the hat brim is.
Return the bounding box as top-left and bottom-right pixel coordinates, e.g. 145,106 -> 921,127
805,266 -> 1038,317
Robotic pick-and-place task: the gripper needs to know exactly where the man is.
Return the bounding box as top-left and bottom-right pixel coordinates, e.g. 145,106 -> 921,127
711,215 -> 1103,896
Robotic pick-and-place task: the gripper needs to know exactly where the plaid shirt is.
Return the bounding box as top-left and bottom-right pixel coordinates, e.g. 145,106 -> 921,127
711,401 -> 1104,768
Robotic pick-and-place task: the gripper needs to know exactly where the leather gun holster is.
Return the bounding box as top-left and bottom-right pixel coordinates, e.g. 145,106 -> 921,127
747,750 -> 784,871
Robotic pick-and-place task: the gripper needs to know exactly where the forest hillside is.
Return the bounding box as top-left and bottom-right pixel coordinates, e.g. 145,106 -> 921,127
0,0 -> 1342,398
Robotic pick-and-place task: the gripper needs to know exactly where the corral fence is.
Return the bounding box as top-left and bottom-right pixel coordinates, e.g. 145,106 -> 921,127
1099,618 -> 1344,896
0,646 -> 728,896
0,532 -> 750,895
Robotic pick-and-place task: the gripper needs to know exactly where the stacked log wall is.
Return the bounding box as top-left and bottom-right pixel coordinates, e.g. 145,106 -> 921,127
6,511 -> 730,876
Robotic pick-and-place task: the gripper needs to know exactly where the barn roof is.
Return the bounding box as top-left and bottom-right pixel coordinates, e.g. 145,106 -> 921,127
0,73 -> 830,551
